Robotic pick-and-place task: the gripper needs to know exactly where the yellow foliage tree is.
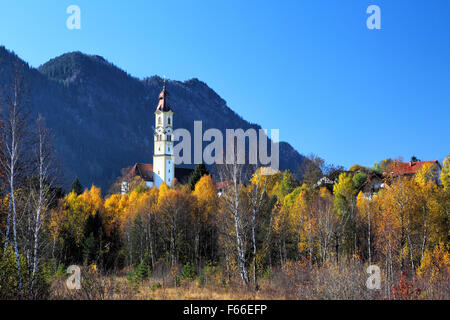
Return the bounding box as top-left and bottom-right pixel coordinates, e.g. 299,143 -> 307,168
62,191 -> 89,244
417,242 -> 449,283
290,186 -> 315,263
414,163 -> 439,186
78,185 -> 103,217
440,155 -> 450,191
103,194 -> 122,235
193,174 -> 218,222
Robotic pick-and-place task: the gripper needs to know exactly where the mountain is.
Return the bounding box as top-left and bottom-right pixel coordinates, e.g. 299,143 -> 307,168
0,46 -> 307,192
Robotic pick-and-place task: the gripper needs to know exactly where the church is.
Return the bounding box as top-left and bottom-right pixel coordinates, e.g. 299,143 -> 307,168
122,82 -> 193,192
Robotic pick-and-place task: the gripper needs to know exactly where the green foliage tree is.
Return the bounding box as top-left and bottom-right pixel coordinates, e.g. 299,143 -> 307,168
333,173 -> 358,259
188,164 -> 209,191
181,262 -> 196,280
352,172 -> 367,191
83,210 -> 105,267
136,257 -> 150,281
82,233 -> 96,265
280,170 -> 297,198
0,247 -> 25,299
372,158 -> 393,174
0,246 -> 50,299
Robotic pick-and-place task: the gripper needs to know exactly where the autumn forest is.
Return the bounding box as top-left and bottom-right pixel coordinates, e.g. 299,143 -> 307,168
0,71 -> 449,300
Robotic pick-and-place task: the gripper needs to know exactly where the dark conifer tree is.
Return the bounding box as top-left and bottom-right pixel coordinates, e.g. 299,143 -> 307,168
71,177 -> 83,195
188,164 -> 209,190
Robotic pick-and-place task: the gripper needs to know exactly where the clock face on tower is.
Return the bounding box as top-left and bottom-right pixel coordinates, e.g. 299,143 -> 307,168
156,127 -> 164,134
165,127 -> 173,135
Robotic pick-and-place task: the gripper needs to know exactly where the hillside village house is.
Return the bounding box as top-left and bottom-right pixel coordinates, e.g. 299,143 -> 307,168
314,160 -> 442,199
389,160 -> 442,183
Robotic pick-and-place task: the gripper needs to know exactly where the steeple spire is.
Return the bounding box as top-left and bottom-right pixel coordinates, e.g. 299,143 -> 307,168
156,76 -> 171,112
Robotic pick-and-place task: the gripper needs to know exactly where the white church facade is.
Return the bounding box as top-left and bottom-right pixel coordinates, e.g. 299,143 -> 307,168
121,82 -> 193,193
152,83 -> 175,188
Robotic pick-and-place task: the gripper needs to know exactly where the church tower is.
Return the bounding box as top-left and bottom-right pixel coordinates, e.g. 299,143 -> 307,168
153,82 -> 174,188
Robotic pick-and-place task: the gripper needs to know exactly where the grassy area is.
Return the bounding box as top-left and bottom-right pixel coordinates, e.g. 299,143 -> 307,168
48,260 -> 449,300
51,274 -> 290,300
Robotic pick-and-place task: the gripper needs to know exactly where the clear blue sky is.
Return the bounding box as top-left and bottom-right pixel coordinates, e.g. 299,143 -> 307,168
1,0 -> 449,169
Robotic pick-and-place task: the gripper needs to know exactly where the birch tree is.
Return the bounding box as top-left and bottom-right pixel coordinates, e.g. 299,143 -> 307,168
247,167 -> 272,290
30,115 -> 56,288
314,187 -> 336,264
218,154 -> 249,286
0,65 -> 31,297
357,191 -> 374,265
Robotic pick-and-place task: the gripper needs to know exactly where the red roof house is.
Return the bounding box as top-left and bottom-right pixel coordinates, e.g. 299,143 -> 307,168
390,161 -> 441,177
389,161 -> 442,186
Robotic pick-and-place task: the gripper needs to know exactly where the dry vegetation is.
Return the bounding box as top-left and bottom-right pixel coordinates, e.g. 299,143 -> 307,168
49,259 -> 449,300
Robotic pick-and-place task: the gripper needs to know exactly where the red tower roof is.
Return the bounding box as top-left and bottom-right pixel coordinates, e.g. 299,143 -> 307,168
156,83 -> 172,112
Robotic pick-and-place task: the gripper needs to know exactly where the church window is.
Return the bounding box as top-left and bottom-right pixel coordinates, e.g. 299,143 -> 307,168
168,117 -> 171,125
158,117 -> 162,125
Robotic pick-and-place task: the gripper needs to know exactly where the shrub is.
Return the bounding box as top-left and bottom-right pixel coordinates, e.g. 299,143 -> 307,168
136,259 -> 150,281
42,259 -> 66,281
263,267 -> 272,280
0,247 -> 51,300
0,247 -> 27,299
180,262 -> 196,281
150,282 -> 162,291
